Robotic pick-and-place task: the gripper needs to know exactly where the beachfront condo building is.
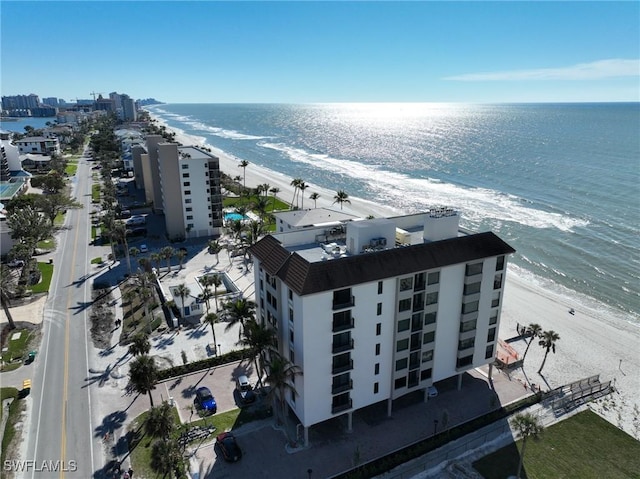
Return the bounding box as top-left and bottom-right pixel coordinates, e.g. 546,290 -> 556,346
139,135 -> 223,239
249,209 -> 515,445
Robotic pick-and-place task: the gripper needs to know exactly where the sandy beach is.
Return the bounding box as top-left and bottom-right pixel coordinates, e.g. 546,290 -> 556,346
154,114 -> 640,439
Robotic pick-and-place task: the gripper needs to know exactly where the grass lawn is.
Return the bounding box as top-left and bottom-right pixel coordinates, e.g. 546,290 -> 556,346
65,161 -> 78,176
0,387 -> 21,464
92,184 -> 101,203
0,328 -> 33,365
31,262 -> 54,294
54,211 -> 66,226
473,409 -> 640,479
36,237 -> 57,250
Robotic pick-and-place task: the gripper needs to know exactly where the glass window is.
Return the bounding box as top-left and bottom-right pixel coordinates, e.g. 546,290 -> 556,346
491,295 -> 501,308
399,277 -> 413,291
374,363 -> 380,375
485,345 -> 494,359
420,368 -> 432,381
462,301 -> 479,314
397,319 -> 410,332
181,164 -> 189,169
463,282 -> 482,295
460,319 -> 477,333
182,172 -> 190,178
423,331 -> 435,344
394,377 -> 407,390
186,215 -> 193,220
413,293 -> 424,311
426,292 -> 438,305
375,343 -> 381,355
422,350 -> 433,362
374,382 -> 379,394
457,355 -> 473,368
424,312 -> 437,325
496,255 -> 505,271
465,262 -> 483,276
395,358 -> 408,371
489,313 -> 498,325
396,338 -> 409,352
398,298 -> 411,312
487,327 -> 496,343
458,337 -> 475,350
427,271 -> 440,285
377,302 -> 382,316
183,181 -> 190,187
378,281 -> 383,294
376,323 -> 381,336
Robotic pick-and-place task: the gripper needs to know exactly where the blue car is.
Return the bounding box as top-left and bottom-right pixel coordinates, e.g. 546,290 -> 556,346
195,387 -> 217,414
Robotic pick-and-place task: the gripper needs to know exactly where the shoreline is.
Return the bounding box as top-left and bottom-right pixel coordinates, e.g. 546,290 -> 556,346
147,111 -> 640,439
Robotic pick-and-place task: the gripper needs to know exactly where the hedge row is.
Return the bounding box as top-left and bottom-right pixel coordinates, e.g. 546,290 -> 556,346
157,349 -> 248,381
331,393 -> 543,479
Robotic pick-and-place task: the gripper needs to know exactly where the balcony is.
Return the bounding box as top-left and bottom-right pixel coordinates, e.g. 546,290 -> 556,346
331,360 -> 353,375
332,295 -> 355,310
331,379 -> 353,395
332,338 -> 354,354
331,399 -> 353,414
332,317 -> 354,333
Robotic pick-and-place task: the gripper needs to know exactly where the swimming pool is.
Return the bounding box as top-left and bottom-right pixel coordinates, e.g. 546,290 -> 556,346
224,212 -> 246,222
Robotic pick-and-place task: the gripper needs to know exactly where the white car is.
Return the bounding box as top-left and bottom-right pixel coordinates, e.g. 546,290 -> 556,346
7,259 -> 25,268
139,244 -> 148,253
427,385 -> 439,398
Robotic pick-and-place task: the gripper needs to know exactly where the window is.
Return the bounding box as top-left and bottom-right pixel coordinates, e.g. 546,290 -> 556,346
496,255 -> 505,271
333,288 -> 353,309
457,355 -> 473,368
289,330 -> 294,344
376,323 -> 381,336
487,327 -> 496,343
394,377 -> 407,390
185,199 -> 192,204
424,312 -> 437,325
423,331 -> 435,344
413,293 -> 424,312
427,271 -> 440,285
463,282 -> 481,295
397,319 -> 410,332
374,363 -> 380,375
374,382 -> 379,394
187,223 -> 194,229
462,301 -> 479,314
489,312 -> 498,325
182,172 -> 190,178
395,358 -> 408,371
184,190 -> 191,195
186,215 -> 193,220
183,181 -> 191,187
186,207 -> 193,212
422,350 -> 433,362
378,281 -> 383,294
181,164 -> 189,169
400,277 -> 413,291
408,370 -> 419,388
414,272 -> 426,291
426,292 -> 438,305
409,351 -> 420,370
494,274 -> 503,289
411,312 -> 423,331
289,290 -> 293,301
410,333 -> 421,351
466,262 -> 483,276
460,319 -> 477,333
458,337 -> 475,350
375,343 -> 381,355
485,345 -> 495,359
377,303 -> 382,316
289,308 -> 294,322
398,298 -> 411,312
491,295 -> 501,308
396,338 -> 409,352
420,368 -> 432,381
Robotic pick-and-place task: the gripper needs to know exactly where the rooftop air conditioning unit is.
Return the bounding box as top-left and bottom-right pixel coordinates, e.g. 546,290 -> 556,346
379,237 -> 387,247
370,238 -> 380,247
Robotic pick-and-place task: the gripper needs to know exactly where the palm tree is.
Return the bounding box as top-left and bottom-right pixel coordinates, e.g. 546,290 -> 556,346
264,350 -> 303,433
175,283 -> 191,318
223,297 -> 256,335
253,196 -> 270,224
290,178 -> 303,208
511,412 -> 544,479
309,192 -> 320,209
203,313 -> 219,351
145,401 -> 175,440
199,285 -> 214,315
150,438 -> 184,477
175,249 -> 187,270
269,186 -> 281,211
128,333 -> 151,356
238,160 -> 249,193
537,330 -> 560,374
246,220 -> 265,247
260,183 -> 270,197
238,319 -> 276,389
112,222 -> 131,272
129,354 -> 159,408
333,190 -> 351,210
150,252 -> 162,270
207,240 -> 222,264
298,181 -> 308,209
210,274 -> 223,312
522,323 -> 542,363
0,265 -> 16,330
161,246 -> 174,272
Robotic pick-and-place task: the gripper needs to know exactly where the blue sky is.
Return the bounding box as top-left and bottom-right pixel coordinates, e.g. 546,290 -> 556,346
1,1 -> 638,103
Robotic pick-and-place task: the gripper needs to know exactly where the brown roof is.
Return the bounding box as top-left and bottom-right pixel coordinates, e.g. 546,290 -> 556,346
250,232 -> 515,296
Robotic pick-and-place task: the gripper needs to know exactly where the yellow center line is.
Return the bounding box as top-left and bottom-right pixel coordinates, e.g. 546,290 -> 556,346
61,196 -> 83,478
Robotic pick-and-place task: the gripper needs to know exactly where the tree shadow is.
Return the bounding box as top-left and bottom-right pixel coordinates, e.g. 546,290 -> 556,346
83,364 -> 114,388
70,300 -> 94,315
94,410 -> 128,439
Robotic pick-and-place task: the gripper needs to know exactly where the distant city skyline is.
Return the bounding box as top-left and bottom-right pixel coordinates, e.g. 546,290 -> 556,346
1,1 -> 638,104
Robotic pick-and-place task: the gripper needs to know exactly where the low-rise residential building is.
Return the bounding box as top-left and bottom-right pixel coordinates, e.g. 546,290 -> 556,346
249,208 -> 515,445
14,136 -> 61,156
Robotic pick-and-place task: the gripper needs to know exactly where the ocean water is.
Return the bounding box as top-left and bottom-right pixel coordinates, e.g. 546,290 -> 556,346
146,103 -> 640,324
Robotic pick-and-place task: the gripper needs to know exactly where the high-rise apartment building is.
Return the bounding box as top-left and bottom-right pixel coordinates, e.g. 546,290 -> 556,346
249,209 -> 515,445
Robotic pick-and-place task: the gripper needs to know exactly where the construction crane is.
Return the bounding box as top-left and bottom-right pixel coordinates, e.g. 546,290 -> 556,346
90,91 -> 103,101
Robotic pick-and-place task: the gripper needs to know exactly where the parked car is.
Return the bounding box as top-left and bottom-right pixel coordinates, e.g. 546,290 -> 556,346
215,432 -> 242,462
139,244 -> 148,253
125,227 -> 147,237
125,215 -> 146,226
236,375 -> 256,404
427,385 -> 439,398
194,387 -> 217,414
7,259 -> 25,268
119,210 -> 132,219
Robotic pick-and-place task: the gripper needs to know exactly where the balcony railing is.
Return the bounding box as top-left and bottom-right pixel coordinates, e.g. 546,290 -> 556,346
331,360 -> 353,375
332,317 -> 354,332
331,399 -> 353,414
332,296 -> 355,310
332,339 -> 354,354
331,380 -> 353,395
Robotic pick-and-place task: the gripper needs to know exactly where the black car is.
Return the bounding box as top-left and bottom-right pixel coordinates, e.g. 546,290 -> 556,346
216,432 -> 242,462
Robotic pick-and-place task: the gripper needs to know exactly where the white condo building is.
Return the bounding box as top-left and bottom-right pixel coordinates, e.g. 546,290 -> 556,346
249,209 -> 515,445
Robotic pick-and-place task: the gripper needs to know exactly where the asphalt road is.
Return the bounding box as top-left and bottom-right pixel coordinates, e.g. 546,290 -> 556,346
23,149 -> 104,478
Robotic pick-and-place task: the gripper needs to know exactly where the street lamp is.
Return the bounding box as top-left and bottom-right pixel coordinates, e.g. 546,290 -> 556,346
433,419 -> 439,435
307,469 -> 313,479
218,344 -> 222,355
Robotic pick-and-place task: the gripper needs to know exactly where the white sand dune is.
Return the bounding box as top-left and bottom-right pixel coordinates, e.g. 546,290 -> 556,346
153,112 -> 640,439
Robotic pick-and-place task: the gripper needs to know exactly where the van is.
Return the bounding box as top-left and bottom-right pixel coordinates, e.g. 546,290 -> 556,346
236,375 -> 256,404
